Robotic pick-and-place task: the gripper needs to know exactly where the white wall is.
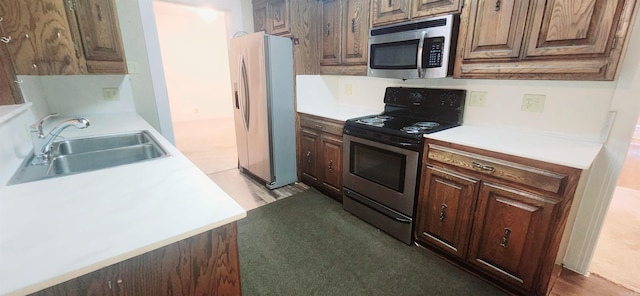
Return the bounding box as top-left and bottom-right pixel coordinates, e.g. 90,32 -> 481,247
154,1 -> 233,122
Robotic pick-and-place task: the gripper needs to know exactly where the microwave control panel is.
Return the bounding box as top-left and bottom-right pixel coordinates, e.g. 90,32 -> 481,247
423,37 -> 444,68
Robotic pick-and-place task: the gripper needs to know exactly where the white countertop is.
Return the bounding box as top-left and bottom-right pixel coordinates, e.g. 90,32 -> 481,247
425,125 -> 603,170
0,113 -> 246,296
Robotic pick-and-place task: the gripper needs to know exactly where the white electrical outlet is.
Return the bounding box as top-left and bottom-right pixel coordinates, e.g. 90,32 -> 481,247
469,91 -> 488,107
344,84 -> 353,95
521,94 -> 546,112
102,88 -> 120,101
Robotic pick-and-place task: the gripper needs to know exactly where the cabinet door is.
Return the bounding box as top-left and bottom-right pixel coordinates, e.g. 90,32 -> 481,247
320,0 -> 342,66
0,28 -> 23,105
525,0 -> 623,58
300,128 -> 321,185
253,1 -> 268,32
461,0 -> 530,60
371,0 -> 411,27
412,0 -> 462,19
342,0 -> 369,65
321,134 -> 343,198
267,0 -> 291,35
73,0 -> 126,73
0,1 -> 82,75
468,182 -> 557,291
415,166 -> 478,259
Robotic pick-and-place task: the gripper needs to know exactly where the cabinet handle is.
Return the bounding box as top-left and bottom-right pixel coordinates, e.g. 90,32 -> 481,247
351,18 -> 356,33
328,160 -> 333,173
0,36 -> 11,44
439,203 -> 448,222
494,0 -> 501,11
326,23 -> 330,36
388,0 -> 393,7
306,151 -> 311,164
472,161 -> 495,172
500,228 -> 511,247
96,4 -> 103,21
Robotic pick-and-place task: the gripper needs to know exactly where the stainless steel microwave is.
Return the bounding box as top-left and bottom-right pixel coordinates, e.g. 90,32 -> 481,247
367,14 -> 458,80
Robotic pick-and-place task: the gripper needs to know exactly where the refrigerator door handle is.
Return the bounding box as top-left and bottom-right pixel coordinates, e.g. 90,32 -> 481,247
233,83 -> 240,109
240,56 -> 251,130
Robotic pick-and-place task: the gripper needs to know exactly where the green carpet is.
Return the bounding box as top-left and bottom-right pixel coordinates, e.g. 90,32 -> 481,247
237,189 -> 507,296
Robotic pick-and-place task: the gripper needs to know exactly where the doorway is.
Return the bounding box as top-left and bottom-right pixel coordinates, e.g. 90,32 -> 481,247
589,115 -> 640,292
152,1 -> 237,175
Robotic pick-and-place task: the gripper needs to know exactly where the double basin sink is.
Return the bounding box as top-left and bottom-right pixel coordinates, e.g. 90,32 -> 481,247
8,131 -> 169,185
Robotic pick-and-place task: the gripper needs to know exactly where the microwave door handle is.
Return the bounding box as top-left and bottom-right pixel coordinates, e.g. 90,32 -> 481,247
416,32 -> 425,78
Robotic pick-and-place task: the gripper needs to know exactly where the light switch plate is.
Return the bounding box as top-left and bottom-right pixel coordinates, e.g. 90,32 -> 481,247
469,91 -> 488,107
103,88 -> 120,101
344,84 -> 353,95
521,94 -> 545,112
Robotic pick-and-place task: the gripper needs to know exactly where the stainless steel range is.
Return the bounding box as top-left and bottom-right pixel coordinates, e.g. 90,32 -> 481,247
342,87 -> 466,245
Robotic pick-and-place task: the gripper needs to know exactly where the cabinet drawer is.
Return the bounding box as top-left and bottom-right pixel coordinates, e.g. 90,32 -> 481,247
426,144 -> 568,194
299,114 -> 343,136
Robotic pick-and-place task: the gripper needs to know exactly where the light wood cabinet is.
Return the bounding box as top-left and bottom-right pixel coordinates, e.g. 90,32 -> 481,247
454,0 -> 637,80
415,139 -> 582,295
371,0 -> 461,27
0,25 -> 23,105
252,0 -> 291,36
299,113 -> 344,201
319,0 -> 370,75
30,222 -> 241,295
0,0 -> 126,75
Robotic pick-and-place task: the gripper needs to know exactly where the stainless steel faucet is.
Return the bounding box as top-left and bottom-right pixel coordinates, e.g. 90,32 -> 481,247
29,113 -> 91,165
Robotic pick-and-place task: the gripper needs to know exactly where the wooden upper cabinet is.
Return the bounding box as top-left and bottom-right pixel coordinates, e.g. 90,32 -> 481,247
372,0 -> 462,27
461,0 -> 529,59
0,0 -> 126,75
267,0 -> 291,35
412,0 -> 462,19
320,0 -> 342,66
318,0 -> 370,75
526,0 -> 622,57
253,1 -> 268,32
371,0 -> 411,26
455,0 -> 637,80
73,0 -> 127,73
1,1 -> 82,75
342,0 -> 369,65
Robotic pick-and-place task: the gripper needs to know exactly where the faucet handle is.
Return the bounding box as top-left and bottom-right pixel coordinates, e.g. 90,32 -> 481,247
30,113 -> 59,133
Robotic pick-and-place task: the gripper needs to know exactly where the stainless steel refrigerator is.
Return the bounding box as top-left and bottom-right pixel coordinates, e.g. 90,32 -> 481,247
228,32 -> 296,189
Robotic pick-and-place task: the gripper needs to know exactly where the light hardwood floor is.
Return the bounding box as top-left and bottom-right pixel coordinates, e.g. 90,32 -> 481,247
590,121 -> 640,293
173,118 -> 639,296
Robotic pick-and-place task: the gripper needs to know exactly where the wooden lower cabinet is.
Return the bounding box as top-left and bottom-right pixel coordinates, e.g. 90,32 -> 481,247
298,113 -> 344,201
415,139 -> 582,295
30,222 -> 241,296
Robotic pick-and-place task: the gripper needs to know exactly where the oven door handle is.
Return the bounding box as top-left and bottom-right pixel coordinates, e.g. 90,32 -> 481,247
344,188 -> 412,223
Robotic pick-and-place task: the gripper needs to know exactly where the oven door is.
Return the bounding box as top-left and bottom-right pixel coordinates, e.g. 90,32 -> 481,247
342,134 -> 419,216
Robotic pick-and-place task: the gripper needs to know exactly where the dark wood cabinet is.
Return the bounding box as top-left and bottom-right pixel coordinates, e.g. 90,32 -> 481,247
0,0 -> 126,75
371,0 -> 462,27
415,139 -> 582,295
454,0 -> 637,80
318,0 -> 370,75
415,166 -> 478,259
0,27 -> 23,105
298,113 -> 344,201
29,222 -> 241,296
252,0 -> 291,36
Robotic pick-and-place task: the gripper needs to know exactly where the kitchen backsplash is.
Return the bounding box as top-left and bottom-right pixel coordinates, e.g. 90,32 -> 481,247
297,74 -> 618,143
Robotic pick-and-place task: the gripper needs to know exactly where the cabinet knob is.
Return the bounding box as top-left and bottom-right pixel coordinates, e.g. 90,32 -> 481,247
328,160 -> 333,173
306,151 -> 311,164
